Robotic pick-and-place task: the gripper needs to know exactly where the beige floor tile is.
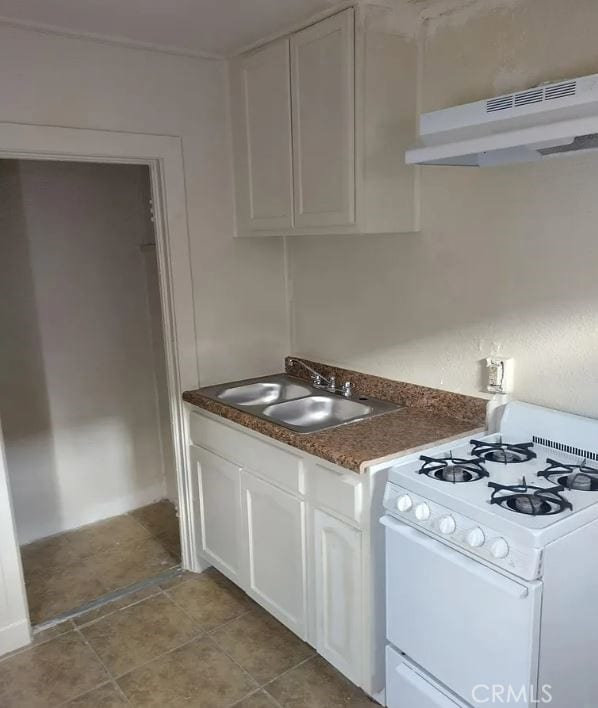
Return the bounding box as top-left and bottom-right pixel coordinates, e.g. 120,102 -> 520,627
266,656 -> 377,708
81,593 -> 201,676
73,586 -> 161,627
167,568 -> 254,631
212,608 -> 315,684
118,636 -> 257,707
20,534 -> 81,582
130,500 -> 179,539
0,630 -> 109,708
63,515 -> 152,558
85,536 -> 179,592
65,682 -> 128,706
26,561 -> 108,624
234,689 -> 281,707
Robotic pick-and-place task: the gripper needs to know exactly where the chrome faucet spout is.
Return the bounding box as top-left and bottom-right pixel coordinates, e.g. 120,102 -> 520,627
288,359 -> 353,398
288,358 -> 332,387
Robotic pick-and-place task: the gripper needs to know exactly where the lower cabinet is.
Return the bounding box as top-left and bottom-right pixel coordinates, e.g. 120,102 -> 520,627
314,509 -> 363,684
190,444 -> 243,582
187,412 -> 382,696
242,471 -> 307,637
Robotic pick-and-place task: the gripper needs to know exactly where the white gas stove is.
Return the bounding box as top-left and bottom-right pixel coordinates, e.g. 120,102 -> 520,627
382,401 -> 598,708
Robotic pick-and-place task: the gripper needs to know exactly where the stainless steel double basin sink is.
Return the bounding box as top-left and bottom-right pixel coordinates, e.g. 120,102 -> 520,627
199,374 -> 399,434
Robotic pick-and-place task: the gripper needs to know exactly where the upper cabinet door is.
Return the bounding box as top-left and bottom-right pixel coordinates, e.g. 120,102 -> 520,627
291,9 -> 355,228
231,39 -> 293,233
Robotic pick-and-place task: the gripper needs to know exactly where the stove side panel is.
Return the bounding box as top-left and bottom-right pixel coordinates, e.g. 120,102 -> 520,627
539,519 -> 598,708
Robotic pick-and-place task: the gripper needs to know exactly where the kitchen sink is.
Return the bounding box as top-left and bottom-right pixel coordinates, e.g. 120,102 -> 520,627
262,396 -> 374,431
199,373 -> 399,434
217,380 -> 312,406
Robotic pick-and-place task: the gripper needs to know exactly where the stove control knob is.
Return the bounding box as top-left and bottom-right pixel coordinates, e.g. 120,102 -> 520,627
396,495 -> 413,512
490,538 -> 510,559
466,527 -> 486,548
414,502 -> 431,521
438,515 -> 456,535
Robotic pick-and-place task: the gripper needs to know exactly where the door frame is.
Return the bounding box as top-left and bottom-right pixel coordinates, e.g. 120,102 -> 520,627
0,122 -> 201,652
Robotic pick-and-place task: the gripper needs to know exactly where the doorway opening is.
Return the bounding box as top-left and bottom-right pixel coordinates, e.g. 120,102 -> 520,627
0,159 -> 182,629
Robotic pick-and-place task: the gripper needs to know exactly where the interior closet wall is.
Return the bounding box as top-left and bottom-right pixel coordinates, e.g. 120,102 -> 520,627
0,159 -> 175,545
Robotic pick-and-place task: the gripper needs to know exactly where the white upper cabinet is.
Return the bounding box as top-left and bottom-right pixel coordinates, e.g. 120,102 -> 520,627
230,5 -> 418,237
230,38 -> 293,233
291,10 -> 355,228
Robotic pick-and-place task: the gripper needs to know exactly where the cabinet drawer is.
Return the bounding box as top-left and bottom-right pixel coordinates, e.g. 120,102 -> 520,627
312,463 -> 363,526
189,412 -> 304,494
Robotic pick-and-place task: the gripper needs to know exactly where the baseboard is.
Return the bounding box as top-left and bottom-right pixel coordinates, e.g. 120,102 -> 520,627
0,618 -> 31,657
18,483 -> 167,545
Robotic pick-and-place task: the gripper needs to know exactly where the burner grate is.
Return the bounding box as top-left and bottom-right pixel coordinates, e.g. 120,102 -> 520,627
489,477 -> 572,516
471,439 -> 536,464
538,458 -> 598,491
418,454 -> 489,483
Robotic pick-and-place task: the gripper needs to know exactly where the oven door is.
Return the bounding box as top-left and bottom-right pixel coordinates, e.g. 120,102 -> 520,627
382,515 -> 542,708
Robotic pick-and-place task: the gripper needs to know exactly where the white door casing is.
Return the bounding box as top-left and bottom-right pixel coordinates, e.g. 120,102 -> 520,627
0,122 -> 198,654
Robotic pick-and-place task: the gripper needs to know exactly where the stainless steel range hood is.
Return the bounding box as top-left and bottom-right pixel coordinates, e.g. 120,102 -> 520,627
406,74 -> 598,167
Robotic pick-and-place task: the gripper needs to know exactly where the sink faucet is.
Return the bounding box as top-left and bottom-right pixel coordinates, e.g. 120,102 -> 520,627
288,358 -> 352,397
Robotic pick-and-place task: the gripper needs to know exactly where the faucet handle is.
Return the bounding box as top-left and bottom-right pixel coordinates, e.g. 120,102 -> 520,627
312,374 -> 322,385
341,381 -> 353,397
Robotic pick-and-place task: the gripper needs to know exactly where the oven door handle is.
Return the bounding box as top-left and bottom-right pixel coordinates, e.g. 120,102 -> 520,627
381,515 -> 530,599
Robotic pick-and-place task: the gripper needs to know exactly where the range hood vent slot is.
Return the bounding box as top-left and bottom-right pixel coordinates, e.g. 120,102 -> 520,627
486,80 -> 578,115
514,88 -> 543,107
486,95 -> 514,112
545,80 -> 577,100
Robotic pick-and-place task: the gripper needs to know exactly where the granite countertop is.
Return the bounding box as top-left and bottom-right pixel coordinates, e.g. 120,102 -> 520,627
183,358 -> 488,473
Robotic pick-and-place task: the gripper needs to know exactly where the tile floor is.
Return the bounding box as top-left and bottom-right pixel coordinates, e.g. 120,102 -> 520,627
20,500 -> 181,624
0,568 -> 377,707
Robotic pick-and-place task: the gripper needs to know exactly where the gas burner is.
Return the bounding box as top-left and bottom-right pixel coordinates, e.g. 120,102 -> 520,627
538,458 -> 598,491
418,454 -> 489,483
489,477 -> 573,516
471,439 -> 536,464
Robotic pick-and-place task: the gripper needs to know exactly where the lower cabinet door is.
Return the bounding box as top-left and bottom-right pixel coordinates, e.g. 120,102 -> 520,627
242,470 -> 307,637
191,445 -> 243,582
314,509 -> 362,684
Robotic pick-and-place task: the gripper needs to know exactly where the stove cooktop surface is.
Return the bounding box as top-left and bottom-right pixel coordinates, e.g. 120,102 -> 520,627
389,432 -> 598,535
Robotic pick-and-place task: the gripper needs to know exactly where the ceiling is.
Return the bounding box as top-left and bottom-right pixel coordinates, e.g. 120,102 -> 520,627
0,0 -> 343,57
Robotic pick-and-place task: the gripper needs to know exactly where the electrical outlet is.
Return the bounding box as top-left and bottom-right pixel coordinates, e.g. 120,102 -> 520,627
485,357 -> 514,394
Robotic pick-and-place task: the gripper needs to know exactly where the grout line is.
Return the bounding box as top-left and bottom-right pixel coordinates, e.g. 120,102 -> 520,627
260,654 -> 316,691
56,680 -> 116,707
205,608 -> 255,635
110,634 -> 204,680
68,626 -> 132,706
202,634 -> 260,696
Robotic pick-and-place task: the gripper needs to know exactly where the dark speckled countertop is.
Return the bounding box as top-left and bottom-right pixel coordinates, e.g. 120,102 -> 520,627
183,358 -> 488,473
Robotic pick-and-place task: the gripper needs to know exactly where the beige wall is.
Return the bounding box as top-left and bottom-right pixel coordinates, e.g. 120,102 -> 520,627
0,24 -> 289,387
289,0 -> 598,418
0,160 -> 177,544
